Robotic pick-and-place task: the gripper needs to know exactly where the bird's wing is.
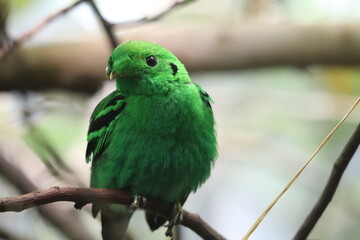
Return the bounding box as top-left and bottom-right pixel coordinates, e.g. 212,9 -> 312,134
86,90 -> 127,163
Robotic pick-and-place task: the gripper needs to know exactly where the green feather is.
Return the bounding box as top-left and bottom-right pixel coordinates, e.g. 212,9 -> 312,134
86,41 -> 217,239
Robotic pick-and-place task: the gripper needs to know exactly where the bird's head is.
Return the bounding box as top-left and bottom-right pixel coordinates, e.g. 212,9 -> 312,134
106,40 -> 190,95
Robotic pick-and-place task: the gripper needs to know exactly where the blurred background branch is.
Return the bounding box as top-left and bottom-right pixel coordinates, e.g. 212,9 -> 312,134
0,153 -> 96,240
20,92 -> 87,187
0,225 -> 27,240
0,0 -> 84,59
2,24 -> 360,92
294,122 -> 360,240
84,0 -> 118,49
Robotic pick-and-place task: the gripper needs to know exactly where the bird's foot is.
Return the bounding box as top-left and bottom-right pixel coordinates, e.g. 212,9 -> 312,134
165,202 -> 183,227
128,195 -> 147,212
164,202 -> 183,239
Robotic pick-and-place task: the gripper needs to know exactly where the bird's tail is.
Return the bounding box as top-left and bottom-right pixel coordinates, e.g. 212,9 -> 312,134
94,204 -> 133,240
145,199 -> 187,231
145,211 -> 167,231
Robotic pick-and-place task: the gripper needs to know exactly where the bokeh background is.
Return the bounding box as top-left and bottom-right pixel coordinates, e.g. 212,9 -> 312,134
0,0 -> 359,239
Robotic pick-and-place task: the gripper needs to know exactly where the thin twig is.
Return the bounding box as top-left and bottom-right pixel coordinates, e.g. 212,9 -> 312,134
84,0 -> 119,49
0,0 -> 84,59
0,187 -> 227,240
114,0 -> 194,27
293,122 -> 360,239
243,97 -> 359,240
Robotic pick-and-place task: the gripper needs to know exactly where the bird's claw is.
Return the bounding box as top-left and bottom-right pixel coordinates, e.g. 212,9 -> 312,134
164,211 -> 183,228
165,226 -> 175,240
164,202 -> 183,239
129,195 -> 147,212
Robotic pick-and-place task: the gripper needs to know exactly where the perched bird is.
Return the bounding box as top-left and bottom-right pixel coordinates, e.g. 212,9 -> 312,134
86,41 -> 217,240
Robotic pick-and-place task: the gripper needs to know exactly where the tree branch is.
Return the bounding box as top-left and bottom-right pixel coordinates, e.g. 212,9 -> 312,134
293,122 -> 360,240
0,187 -> 227,240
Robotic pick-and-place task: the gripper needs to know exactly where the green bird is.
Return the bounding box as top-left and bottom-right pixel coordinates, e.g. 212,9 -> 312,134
86,40 -> 217,240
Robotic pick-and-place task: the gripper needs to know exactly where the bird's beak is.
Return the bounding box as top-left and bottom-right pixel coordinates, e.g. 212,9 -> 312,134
107,71 -> 121,80
109,72 -> 115,80
107,71 -> 137,80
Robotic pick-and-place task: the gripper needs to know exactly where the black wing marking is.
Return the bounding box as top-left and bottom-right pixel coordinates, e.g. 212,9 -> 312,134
199,88 -> 213,111
86,91 -> 126,163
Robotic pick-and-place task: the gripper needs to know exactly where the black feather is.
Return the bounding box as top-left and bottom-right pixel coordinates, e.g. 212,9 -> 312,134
86,136 -> 99,159
170,63 -> 178,76
89,102 -> 127,134
86,97 -> 127,161
199,90 -> 212,110
145,211 -> 167,231
105,94 -> 125,108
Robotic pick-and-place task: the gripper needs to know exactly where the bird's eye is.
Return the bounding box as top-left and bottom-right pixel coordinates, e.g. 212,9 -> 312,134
146,55 -> 157,67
